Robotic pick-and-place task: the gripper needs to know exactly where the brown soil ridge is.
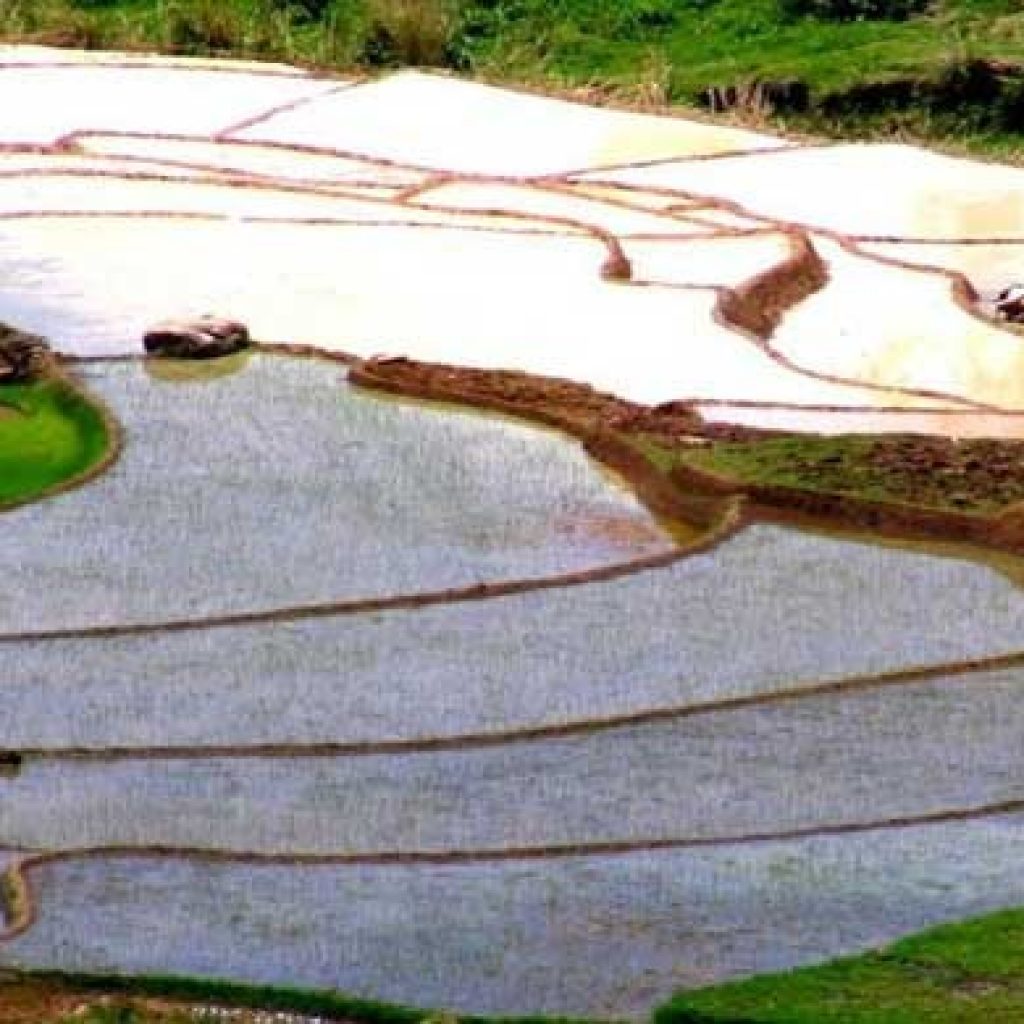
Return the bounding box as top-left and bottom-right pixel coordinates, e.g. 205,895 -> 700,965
353,353 -> 1024,558
213,82 -> 354,139
349,356 -> 734,532
670,457 -> 1024,556
717,228 -> 828,338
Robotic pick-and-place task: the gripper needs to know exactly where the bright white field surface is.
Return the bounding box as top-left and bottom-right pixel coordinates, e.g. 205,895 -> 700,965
0,175 -> 451,219
74,134 -> 426,187
235,70 -> 787,175
0,65 -> 337,144
0,356 -> 672,631
0,154 -> 220,179
0,55 -> 1019,419
6,673 -> 1024,852
0,44 -> 308,74
861,241 -> 1024,296
0,218 -> 937,408
3,529 -> 1024,748
0,54 -> 1020,417
623,234 -> 796,286
588,143 -> 1024,239
410,181 -> 709,237
694,404 -> 1024,438
775,240 -> 1024,409
5,821 -> 1024,1016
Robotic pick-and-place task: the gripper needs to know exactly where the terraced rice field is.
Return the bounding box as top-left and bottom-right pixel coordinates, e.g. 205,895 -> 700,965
2,45 -> 1024,1020
0,355 -> 676,632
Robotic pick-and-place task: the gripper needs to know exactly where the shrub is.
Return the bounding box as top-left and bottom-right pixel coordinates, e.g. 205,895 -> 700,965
779,0 -> 931,20
157,0 -> 247,52
275,0 -> 334,24
0,0 -> 109,46
156,0 -> 297,57
359,0 -> 456,66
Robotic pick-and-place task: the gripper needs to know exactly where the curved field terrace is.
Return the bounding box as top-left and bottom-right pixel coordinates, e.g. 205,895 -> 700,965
0,354 -> 677,632
2,45 -> 1024,1022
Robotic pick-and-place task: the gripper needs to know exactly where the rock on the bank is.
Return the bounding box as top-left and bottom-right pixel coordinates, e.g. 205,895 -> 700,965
0,326 -> 51,382
144,316 -> 250,358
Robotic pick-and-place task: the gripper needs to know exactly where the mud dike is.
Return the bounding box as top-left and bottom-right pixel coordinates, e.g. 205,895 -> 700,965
1,46 -> 1023,1020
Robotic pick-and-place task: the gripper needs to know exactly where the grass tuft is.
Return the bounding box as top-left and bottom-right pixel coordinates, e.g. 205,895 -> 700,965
656,907 -> 1024,1023
361,0 -> 457,67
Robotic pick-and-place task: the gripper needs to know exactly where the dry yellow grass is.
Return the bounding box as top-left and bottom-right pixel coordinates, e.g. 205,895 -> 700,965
363,0 -> 454,67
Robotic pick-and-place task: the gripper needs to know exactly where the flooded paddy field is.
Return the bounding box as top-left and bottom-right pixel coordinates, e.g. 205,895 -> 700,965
583,143 -> 1024,241
6,818 -> 1024,1018
0,217 -> 927,409
861,241 -> 1024,299
5,670 -> 1024,853
3,47 -> 1024,1022
232,71 -> 788,177
773,239 -> 1024,409
4,525 -> 1024,749
0,354 -> 672,632
0,62 -> 336,144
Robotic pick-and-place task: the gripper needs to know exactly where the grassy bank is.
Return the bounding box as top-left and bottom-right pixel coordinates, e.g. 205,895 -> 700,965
666,432 -> 1024,514
0,374 -> 113,509
5,1 -> 1024,156
658,907 -> 1024,1023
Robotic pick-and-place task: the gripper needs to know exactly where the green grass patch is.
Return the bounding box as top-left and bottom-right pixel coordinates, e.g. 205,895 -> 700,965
669,432 -> 1024,513
0,375 -> 112,508
656,907 -> 1024,1023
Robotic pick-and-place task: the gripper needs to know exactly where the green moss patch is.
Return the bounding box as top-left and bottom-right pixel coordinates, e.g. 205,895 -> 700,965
656,907 -> 1024,1023
0,376 -> 113,509
672,433 -> 1024,514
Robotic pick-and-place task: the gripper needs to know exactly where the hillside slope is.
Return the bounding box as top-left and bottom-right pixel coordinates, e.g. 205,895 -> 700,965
4,1 -> 1024,156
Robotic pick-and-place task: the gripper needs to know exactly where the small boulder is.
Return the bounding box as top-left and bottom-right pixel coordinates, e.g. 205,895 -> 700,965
996,285 -> 1024,323
600,250 -> 633,282
144,316 -> 250,358
0,326 -> 51,382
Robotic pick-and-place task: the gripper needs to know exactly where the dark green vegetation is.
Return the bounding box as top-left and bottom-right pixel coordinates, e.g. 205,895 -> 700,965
3,909 -> 1023,1022
0,971 -> 596,1024
8,0 -> 1024,156
669,432 -> 1024,513
0,375 -> 112,508
658,908 -> 1024,1023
